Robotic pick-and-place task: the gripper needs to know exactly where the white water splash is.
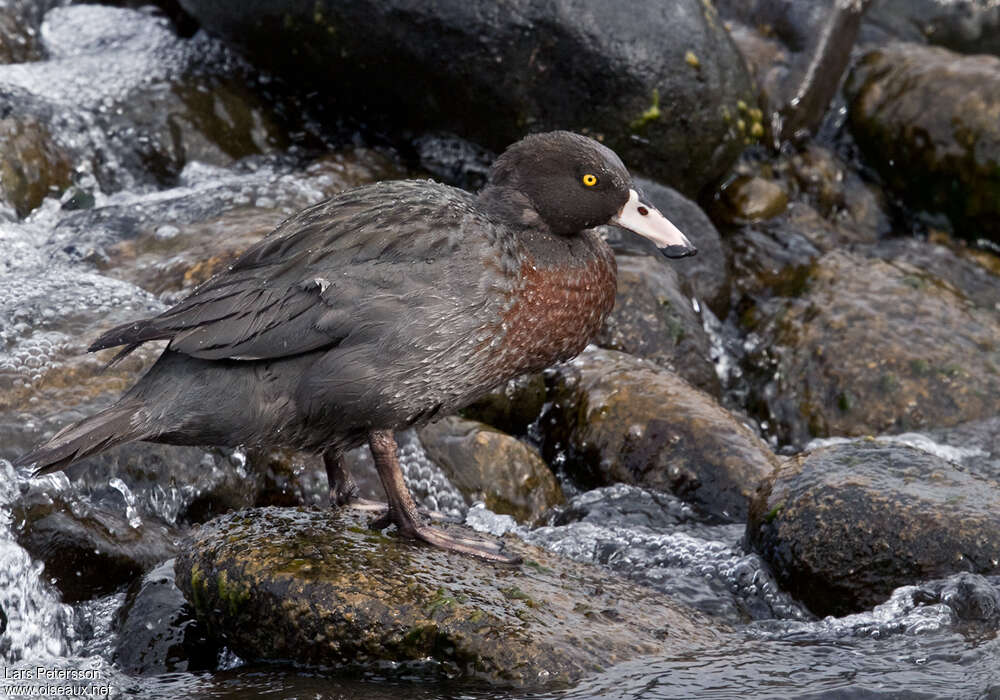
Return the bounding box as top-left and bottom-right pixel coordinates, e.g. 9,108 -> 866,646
806,432 -> 988,465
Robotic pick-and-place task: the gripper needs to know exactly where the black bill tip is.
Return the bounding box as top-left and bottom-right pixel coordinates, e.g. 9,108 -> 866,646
660,244 -> 698,259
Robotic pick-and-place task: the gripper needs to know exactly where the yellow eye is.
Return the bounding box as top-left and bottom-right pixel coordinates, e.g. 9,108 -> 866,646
582,173 -> 598,187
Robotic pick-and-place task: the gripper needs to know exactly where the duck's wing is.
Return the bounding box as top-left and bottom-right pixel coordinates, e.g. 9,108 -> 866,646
91,181 -> 495,361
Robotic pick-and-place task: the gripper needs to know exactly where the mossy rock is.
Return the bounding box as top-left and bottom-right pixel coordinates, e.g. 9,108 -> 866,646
175,506 -> 721,685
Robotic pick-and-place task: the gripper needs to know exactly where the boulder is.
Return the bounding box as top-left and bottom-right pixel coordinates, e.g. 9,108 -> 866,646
543,347 -> 778,521
847,42 -> 1000,241
175,506 -> 722,685
177,0 -> 757,196
12,478 -> 180,603
417,416 -> 562,524
741,249 -> 1000,448
747,440 -> 1000,616
0,115 -> 73,218
114,559 -> 219,675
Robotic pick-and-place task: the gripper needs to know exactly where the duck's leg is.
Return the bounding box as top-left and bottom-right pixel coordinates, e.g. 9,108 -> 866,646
323,449 -> 383,510
367,430 -> 521,565
323,450 -> 358,506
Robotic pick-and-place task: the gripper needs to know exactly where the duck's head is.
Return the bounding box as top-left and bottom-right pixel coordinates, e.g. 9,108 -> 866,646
486,131 -> 697,259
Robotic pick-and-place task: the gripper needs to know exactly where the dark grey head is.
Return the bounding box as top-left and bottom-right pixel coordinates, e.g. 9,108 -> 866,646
486,131 -> 696,258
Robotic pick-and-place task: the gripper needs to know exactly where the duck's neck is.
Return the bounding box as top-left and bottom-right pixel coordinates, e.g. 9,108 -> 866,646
477,184 -> 550,234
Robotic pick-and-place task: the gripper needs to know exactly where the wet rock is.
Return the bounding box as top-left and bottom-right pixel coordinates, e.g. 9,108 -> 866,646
0,115 -> 73,218
0,5 -> 293,195
11,477 -> 180,603
785,144 -> 891,237
461,373 -> 547,438
551,483 -> 700,531
724,21 -> 790,111
872,235 -> 1000,312
250,448 -> 331,509
417,416 -> 562,524
413,133 -> 494,192
720,176 -> 788,222
846,42 -> 1000,241
543,347 -> 778,522
604,177 -> 729,313
919,573 -> 1000,624
741,249 -> 1000,448
727,198 -> 884,303
177,0 -> 756,196
114,558 -> 219,674
747,441 -> 1000,616
867,0 -> 1000,55
175,506 -> 721,684
715,0 -> 829,55
594,254 -> 720,396
726,214 -> 821,301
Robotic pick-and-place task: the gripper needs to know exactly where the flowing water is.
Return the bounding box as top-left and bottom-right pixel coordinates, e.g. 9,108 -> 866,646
0,4 -> 998,699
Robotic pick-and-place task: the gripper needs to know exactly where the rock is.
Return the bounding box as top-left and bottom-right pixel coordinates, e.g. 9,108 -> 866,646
604,177 -> 729,313
250,448 -> 332,509
741,249 -> 1000,448
720,175 -> 788,222
417,416 -> 562,524
175,506 -> 721,684
785,144 -> 891,238
726,212 -> 821,300
917,573 -> 1000,624
543,347 -> 778,522
413,132 -> 494,192
11,478 -> 180,603
114,559 -> 219,675
872,235 -> 1000,312
867,0 -> 1000,56
461,373 -> 548,438
551,483 -> 700,530
0,115 -> 73,218
594,253 -> 720,396
177,0 -> 756,196
747,441 -> 1000,616
727,199 -> 883,302
846,42 -> 1000,241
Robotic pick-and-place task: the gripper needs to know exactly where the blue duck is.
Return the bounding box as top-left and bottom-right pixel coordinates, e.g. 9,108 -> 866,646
16,131 -> 696,562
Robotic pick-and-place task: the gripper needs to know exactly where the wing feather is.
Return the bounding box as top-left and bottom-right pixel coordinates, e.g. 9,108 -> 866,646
89,181 -> 486,361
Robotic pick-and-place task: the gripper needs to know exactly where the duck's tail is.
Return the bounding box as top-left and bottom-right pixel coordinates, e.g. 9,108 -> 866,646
13,403 -> 146,476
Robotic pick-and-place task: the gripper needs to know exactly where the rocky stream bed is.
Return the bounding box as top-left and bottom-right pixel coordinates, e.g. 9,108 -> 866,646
1,1 -> 999,698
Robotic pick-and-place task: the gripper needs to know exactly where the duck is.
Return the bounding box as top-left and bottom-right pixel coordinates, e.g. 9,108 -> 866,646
15,130 -> 696,563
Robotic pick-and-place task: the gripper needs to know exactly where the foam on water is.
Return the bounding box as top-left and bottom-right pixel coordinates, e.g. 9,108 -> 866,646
806,433 -> 989,465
